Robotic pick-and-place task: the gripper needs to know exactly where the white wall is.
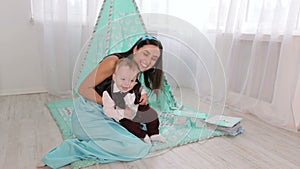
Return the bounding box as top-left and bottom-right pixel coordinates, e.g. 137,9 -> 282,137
0,0 -> 45,95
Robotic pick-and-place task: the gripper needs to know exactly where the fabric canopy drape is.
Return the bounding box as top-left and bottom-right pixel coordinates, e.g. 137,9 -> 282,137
137,0 -> 300,132
31,0 -> 102,96
209,0 -> 300,132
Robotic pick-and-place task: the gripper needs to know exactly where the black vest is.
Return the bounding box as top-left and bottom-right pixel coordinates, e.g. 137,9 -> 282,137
96,79 -> 142,108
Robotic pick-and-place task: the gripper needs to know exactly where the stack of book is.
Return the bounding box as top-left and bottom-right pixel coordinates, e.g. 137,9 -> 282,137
205,115 -> 244,136
170,105 -> 244,136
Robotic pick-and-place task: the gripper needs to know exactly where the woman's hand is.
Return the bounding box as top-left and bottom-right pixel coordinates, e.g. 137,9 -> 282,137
139,93 -> 148,105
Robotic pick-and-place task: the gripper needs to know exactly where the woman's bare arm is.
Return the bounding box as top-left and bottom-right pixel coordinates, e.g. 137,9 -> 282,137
78,55 -> 119,104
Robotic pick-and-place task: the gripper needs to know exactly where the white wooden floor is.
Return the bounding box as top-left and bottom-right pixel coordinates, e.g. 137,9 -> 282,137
0,89 -> 300,169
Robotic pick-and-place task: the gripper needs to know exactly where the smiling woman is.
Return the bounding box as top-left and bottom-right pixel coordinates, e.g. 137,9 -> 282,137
132,43 -> 160,72
80,35 -> 164,105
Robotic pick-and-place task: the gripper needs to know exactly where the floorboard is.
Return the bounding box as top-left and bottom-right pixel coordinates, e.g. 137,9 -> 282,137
0,90 -> 299,169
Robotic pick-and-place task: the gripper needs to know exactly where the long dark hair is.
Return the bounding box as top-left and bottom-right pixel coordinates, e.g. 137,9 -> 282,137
113,35 -> 164,91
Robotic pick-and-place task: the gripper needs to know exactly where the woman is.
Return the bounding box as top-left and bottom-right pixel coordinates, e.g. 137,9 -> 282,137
38,35 -> 164,169
79,35 -> 163,105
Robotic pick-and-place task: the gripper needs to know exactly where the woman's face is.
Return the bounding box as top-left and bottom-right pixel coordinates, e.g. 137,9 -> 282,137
133,44 -> 160,72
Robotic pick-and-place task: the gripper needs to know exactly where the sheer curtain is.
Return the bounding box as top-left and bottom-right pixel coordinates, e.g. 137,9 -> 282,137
31,0 -> 101,96
137,0 -> 300,132
209,0 -> 300,132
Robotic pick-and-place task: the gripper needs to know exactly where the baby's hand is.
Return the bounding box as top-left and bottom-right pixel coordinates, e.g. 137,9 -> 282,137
124,106 -> 133,119
139,93 -> 148,105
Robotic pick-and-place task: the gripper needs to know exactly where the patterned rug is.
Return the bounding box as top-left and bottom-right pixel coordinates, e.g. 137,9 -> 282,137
46,99 -> 224,169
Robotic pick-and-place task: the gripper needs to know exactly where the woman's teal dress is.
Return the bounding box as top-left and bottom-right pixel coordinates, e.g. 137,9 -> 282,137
42,96 -> 151,169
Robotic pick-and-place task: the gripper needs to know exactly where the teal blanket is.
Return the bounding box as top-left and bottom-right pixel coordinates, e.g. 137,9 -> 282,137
46,99 -> 224,169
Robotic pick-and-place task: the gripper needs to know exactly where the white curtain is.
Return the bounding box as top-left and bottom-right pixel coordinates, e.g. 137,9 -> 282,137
31,0 -> 101,96
209,0 -> 300,132
137,0 -> 300,132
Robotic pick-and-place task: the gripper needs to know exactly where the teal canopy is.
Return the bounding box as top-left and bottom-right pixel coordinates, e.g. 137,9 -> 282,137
72,0 -> 178,112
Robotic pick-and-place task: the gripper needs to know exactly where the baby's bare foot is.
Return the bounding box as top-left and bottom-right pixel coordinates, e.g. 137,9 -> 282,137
36,161 -> 51,169
150,134 -> 166,143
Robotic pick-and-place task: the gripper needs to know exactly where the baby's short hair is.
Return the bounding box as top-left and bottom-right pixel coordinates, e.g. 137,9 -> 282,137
115,58 -> 140,74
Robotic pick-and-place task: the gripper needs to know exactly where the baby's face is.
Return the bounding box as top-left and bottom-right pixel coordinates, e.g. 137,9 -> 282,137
113,66 -> 138,92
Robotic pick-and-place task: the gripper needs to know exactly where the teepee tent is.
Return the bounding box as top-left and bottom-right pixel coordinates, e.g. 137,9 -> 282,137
47,1 -> 226,167
73,0 -> 148,96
